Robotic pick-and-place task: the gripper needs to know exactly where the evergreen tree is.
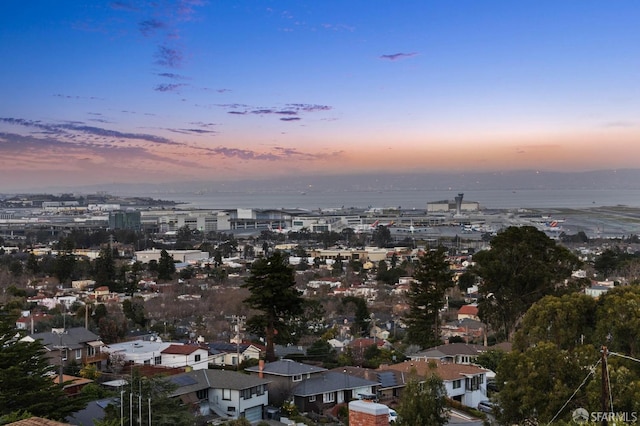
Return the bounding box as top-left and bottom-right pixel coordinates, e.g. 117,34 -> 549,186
405,247 -> 454,348
0,310 -> 87,420
122,297 -> 148,328
94,244 -> 116,290
26,252 -> 40,275
242,251 -> 305,361
157,249 -> 176,281
53,237 -> 76,286
342,296 -> 370,337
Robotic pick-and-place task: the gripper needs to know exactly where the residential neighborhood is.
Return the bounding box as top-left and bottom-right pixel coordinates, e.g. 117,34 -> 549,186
1,193 -> 640,425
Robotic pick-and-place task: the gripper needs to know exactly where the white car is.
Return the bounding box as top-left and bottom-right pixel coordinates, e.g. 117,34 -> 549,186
388,408 -> 398,423
477,400 -> 494,414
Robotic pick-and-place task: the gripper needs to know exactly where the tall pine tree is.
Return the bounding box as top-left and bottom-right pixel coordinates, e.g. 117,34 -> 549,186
242,251 -> 304,361
405,246 -> 454,349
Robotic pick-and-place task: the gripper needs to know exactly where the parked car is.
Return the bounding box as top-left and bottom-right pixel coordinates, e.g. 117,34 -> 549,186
477,400 -> 494,414
388,408 -> 398,423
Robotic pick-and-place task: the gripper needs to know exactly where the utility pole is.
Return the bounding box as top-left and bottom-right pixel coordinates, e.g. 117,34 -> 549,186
52,328 -> 67,385
226,315 -> 246,370
601,345 -> 609,426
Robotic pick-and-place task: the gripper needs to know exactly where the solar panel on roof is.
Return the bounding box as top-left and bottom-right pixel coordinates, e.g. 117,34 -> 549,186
171,375 -> 197,386
377,371 -> 397,387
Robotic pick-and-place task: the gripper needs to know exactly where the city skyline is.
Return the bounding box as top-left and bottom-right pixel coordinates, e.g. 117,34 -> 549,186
1,1 -> 639,192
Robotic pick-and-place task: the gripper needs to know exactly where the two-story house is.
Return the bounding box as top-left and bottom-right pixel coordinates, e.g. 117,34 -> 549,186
22,327 -> 106,370
170,369 -> 271,423
245,359 -> 326,406
381,359 -> 490,409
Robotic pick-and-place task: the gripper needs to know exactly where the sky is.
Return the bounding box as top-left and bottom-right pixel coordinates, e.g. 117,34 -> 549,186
1,1 -> 639,192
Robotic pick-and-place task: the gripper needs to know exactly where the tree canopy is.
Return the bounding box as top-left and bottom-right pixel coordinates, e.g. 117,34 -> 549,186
513,292 -> 597,352
242,251 -> 305,361
396,375 -> 449,426
495,286 -> 640,423
473,226 -> 581,341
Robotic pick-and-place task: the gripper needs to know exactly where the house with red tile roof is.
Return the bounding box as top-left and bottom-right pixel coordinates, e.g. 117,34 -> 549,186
161,344 -> 209,370
457,304 -> 480,321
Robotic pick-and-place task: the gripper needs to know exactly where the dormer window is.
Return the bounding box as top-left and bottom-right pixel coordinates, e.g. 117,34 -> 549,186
293,374 -> 303,382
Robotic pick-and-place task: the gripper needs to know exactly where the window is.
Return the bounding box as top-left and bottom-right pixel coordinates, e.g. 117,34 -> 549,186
465,376 -> 481,391
144,359 -> 151,365
87,346 -> 96,357
240,389 -> 251,399
195,354 -> 201,362
154,356 -> 162,365
256,385 -> 265,396
309,395 -> 316,402
222,389 -> 231,400
323,392 -> 335,403
453,379 -> 461,389
75,349 -> 82,360
61,348 -> 67,361
292,374 -> 302,382
196,389 -> 208,400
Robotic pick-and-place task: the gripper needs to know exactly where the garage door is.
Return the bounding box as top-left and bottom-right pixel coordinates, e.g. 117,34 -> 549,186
243,405 -> 263,423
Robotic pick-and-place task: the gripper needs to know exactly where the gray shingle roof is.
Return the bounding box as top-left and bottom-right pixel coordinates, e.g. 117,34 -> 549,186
245,359 -> 326,377
171,369 -> 272,397
28,327 -> 102,350
292,372 -> 380,397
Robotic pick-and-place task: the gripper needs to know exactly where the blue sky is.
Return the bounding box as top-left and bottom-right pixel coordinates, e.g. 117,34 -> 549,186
1,1 -> 639,191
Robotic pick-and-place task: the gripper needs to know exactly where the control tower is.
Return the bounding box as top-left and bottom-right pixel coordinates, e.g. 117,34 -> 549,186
454,193 -> 464,216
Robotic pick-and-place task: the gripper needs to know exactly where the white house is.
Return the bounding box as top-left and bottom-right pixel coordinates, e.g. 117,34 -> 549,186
382,360 -> 490,409
170,369 -> 271,422
161,344 -> 209,370
103,340 -> 208,370
207,342 -> 262,367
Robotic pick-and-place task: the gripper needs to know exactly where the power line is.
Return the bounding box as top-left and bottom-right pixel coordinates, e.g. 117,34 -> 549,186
609,351 -> 640,365
546,358 -> 601,426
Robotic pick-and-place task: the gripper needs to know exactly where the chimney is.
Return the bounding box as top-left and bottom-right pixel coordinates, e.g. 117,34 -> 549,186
348,400 -> 389,425
259,359 -> 264,378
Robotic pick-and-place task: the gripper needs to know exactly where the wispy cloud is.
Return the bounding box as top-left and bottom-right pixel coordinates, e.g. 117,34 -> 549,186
139,19 -> 167,37
155,45 -> 183,68
379,52 -> 418,61
166,128 -> 217,135
109,1 -> 139,12
156,72 -> 188,80
53,94 -> 103,100
218,103 -> 331,119
175,0 -> 207,22
154,83 -> 187,92
0,117 -> 179,146
603,121 -> 634,128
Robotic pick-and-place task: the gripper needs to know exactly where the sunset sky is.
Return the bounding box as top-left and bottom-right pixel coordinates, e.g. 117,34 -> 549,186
1,1 -> 639,191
